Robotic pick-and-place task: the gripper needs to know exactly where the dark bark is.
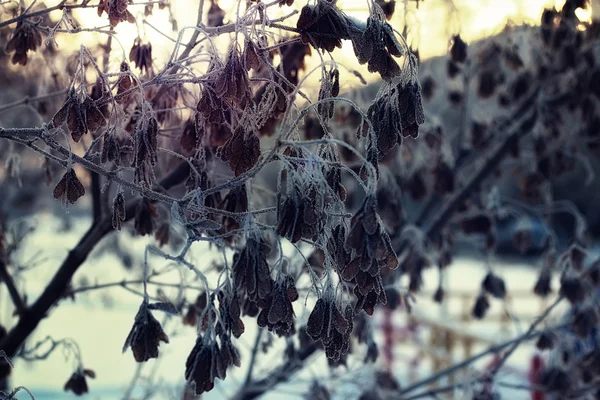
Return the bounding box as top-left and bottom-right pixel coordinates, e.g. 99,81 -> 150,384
0,162 -> 190,360
0,259 -> 25,315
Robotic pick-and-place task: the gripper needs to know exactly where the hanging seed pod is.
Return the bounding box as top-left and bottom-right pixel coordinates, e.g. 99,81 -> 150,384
297,0 -> 350,52
478,70 -> 497,98
134,198 -> 157,236
122,302 -> 169,362
112,192 -> 126,231
472,294 -> 490,319
433,286 -> 444,303
129,40 -> 153,73
243,39 -> 262,71
64,369 -> 93,395
570,247 -> 586,271
317,67 -> 340,120
53,169 -> 85,205
421,76 -> 437,101
5,21 -> 43,66
560,276 -> 586,304
571,307 -> 597,338
534,268 -> 552,297
217,125 -> 261,176
481,273 -> 506,299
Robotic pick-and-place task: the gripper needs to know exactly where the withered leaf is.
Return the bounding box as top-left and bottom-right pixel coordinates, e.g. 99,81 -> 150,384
83,97 -> 107,133
53,169 -> 85,205
112,192 -> 126,231
382,23 -> 403,57
102,132 -> 121,165
66,99 -> 87,143
306,298 -> 327,340
218,127 -> 261,176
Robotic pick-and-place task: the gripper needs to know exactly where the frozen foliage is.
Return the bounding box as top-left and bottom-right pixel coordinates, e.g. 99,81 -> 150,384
0,0 -> 599,399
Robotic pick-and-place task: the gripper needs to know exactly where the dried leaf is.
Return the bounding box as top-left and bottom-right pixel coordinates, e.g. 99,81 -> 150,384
53,169 -> 85,205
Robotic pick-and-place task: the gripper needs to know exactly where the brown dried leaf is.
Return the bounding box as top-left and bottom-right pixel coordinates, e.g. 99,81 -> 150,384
53,169 -> 85,205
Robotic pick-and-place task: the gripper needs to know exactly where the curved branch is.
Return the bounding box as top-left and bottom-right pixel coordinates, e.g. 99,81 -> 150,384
0,161 -> 190,360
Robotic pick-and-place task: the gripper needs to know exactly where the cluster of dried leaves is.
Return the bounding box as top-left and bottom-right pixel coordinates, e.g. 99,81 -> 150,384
184,332 -> 241,395
52,89 -> 108,143
97,0 -> 135,27
296,0 -> 406,81
64,368 -> 96,396
3,0 -> 427,397
5,21 -> 42,66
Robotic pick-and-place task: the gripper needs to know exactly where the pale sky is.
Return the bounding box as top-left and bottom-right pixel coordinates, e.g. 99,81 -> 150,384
42,0 -> 592,94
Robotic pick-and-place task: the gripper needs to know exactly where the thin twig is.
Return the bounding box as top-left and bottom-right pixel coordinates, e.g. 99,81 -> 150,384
394,324 -> 563,398
243,328 -> 264,386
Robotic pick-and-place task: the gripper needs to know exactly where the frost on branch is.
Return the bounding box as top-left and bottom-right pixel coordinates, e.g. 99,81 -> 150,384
0,0 -> 432,395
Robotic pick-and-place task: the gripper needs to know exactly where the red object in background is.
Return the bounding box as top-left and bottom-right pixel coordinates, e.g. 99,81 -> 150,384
380,308 -> 422,371
382,308 -> 394,370
481,354 -> 501,395
528,354 -> 545,400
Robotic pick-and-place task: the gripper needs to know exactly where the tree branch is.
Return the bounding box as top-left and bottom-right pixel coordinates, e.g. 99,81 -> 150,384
233,343 -> 318,400
0,259 -> 25,315
425,100 -> 538,237
394,327 -> 553,398
243,328 -> 264,386
406,84 -> 540,230
392,87 -> 539,255
0,161 -> 190,360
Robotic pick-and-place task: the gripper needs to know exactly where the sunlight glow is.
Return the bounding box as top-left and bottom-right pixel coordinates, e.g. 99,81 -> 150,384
60,0 -> 593,90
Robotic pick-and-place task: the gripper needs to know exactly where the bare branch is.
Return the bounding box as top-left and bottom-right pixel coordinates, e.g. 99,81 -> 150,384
0,259 -> 25,315
0,161 -> 190,359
